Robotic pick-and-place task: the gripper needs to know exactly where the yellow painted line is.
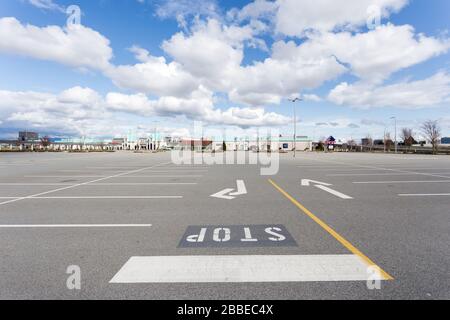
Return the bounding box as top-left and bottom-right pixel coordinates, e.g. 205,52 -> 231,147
268,179 -> 394,281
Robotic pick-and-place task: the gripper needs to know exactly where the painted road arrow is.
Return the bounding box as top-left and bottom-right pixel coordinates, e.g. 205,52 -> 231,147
211,180 -> 247,200
301,179 -> 353,200
301,179 -> 332,187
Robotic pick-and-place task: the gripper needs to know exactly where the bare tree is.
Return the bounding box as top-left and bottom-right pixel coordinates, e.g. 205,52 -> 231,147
384,132 -> 394,152
347,139 -> 356,152
40,136 -> 51,150
421,120 -> 441,155
401,128 -> 416,152
363,134 -> 373,152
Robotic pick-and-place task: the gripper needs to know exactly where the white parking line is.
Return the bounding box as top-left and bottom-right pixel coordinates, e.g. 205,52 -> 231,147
314,185 -> 353,199
24,175 -> 203,178
328,173 -> 449,177
0,196 -> 183,200
123,175 -> 203,178
0,161 -> 173,206
0,183 -> 197,186
0,224 -> 152,228
86,168 -> 208,172
110,255 -> 380,283
313,168 -> 450,172
354,180 -> 450,184
296,156 -> 450,180
398,194 -> 450,197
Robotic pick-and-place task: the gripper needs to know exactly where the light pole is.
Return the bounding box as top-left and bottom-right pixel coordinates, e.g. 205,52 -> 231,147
290,98 -> 302,158
152,120 -> 160,151
390,116 -> 397,154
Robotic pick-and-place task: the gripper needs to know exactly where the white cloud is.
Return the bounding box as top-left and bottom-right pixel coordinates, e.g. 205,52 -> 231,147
162,19 -> 246,86
1,3 -> 450,135
227,0 -> 278,22
274,24 -> 450,83
155,0 -> 220,30
0,87 -> 112,136
161,18 -> 346,106
28,0 -> 64,12
275,0 -> 408,37
105,46 -> 199,97
328,72 -> 450,109
0,17 -> 113,70
230,53 -> 345,106
303,94 -> 322,102
0,86 -> 290,136
106,86 -> 291,127
106,86 -> 214,118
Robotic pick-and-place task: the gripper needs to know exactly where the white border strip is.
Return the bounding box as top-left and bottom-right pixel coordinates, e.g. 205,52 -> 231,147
0,196 -> 183,199
354,180 -> 450,184
24,175 -> 203,178
399,193 -> 450,197
0,161 -> 173,206
110,255 -> 375,283
0,183 -> 197,186
0,224 -> 152,228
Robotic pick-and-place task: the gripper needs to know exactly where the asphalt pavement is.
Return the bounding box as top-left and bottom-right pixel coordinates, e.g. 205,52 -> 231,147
0,151 -> 448,299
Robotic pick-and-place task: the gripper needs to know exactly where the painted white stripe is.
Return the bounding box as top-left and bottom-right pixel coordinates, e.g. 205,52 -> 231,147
25,176 -> 106,178
86,167 -> 148,169
328,173 -> 436,177
309,168 -> 450,172
295,156 -> 450,180
0,183 -> 197,186
88,166 -> 209,169
354,180 -> 450,184
25,175 -> 203,178
0,161 -> 173,206
0,224 -> 152,228
87,168 -> 208,172
314,185 -> 353,199
110,255 -> 377,283
57,170 -> 126,173
399,193 -> 450,197
122,175 -> 203,178
0,196 -> 183,200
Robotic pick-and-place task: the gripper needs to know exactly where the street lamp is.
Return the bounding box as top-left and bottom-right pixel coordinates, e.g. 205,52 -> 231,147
289,98 -> 302,158
153,120 -> 160,151
390,116 -> 397,154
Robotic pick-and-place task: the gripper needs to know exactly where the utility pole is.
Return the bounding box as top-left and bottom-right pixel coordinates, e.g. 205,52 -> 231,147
290,98 -> 302,158
153,120 -> 160,151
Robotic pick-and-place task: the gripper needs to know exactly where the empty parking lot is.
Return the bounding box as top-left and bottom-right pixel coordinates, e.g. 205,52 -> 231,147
0,151 -> 448,299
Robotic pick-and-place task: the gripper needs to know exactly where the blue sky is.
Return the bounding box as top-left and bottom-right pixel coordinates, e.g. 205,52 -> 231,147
0,0 -> 449,141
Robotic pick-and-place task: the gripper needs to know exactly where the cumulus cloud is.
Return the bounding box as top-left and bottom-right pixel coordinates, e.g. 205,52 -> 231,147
230,52 -> 345,105
303,94 -> 322,102
0,86 -> 291,135
28,0 -> 64,12
106,86 -> 290,127
274,24 -> 450,83
1,1 -> 450,137
329,72 -> 450,109
0,87 -> 112,136
227,0 -> 278,22
155,0 -> 220,30
162,19 -> 247,85
162,18 -> 346,106
105,46 -> 199,97
0,17 -> 113,70
275,0 -> 408,36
